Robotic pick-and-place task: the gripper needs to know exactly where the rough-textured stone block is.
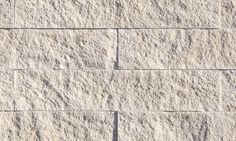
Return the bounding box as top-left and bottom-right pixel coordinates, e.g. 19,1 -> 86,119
0,71 -> 14,110
13,30 -> 116,69
15,70 -> 116,110
221,0 -> 236,28
60,70 -> 117,110
119,112 -> 236,141
221,70 -> 236,111
0,112 -> 114,141
119,29 -> 218,69
0,30 -> 14,69
0,0 -> 14,28
218,30 -> 236,68
15,0 -> 117,28
117,0 -> 219,28
15,0 -> 219,28
119,29 -> 236,69
15,70 -> 219,111
119,112 -> 213,141
211,113 -> 236,141
15,70 -> 61,110
114,70 -> 219,111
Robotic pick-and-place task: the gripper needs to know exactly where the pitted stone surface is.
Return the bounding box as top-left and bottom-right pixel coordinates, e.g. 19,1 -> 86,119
0,0 -> 14,28
13,30 -> 116,70
218,30 -> 236,68
0,112 -> 114,141
15,0 -> 117,28
113,70 -> 220,111
119,112 -> 236,141
15,0 -> 219,28
14,70 -> 219,111
222,0 -> 236,28
119,112 -> 212,141
0,71 -> 14,110
211,113 -> 236,141
15,70 -> 117,110
119,29 -> 218,69
116,0 -> 219,28
119,29 -> 236,69
0,30 -> 14,69
221,71 -> 236,111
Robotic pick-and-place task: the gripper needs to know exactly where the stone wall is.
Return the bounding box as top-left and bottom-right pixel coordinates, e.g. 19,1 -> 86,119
0,0 -> 236,140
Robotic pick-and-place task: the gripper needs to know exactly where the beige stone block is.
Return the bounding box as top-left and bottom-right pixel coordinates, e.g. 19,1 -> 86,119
0,71 -> 14,110
13,30 -> 116,69
119,112 -> 212,141
0,30 -> 14,69
15,70 -> 117,110
221,71 -> 236,111
117,0 -> 219,28
119,29 -> 236,69
114,70 -> 219,111
0,0 -> 14,28
15,0 -> 219,28
15,0 -> 117,28
0,112 -> 114,141
221,0 -> 236,28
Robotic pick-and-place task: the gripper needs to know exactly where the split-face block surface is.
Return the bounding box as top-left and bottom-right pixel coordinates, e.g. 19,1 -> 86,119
0,0 -> 236,140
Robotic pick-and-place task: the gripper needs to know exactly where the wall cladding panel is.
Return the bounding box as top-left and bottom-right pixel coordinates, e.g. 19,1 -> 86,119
0,0 -> 235,140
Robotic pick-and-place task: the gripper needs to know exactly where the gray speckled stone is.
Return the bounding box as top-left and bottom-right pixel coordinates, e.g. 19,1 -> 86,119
13,30 -> 117,70
0,112 -> 115,141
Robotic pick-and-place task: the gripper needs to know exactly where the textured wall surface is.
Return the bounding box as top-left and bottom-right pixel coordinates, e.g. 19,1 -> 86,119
0,0 -> 236,140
